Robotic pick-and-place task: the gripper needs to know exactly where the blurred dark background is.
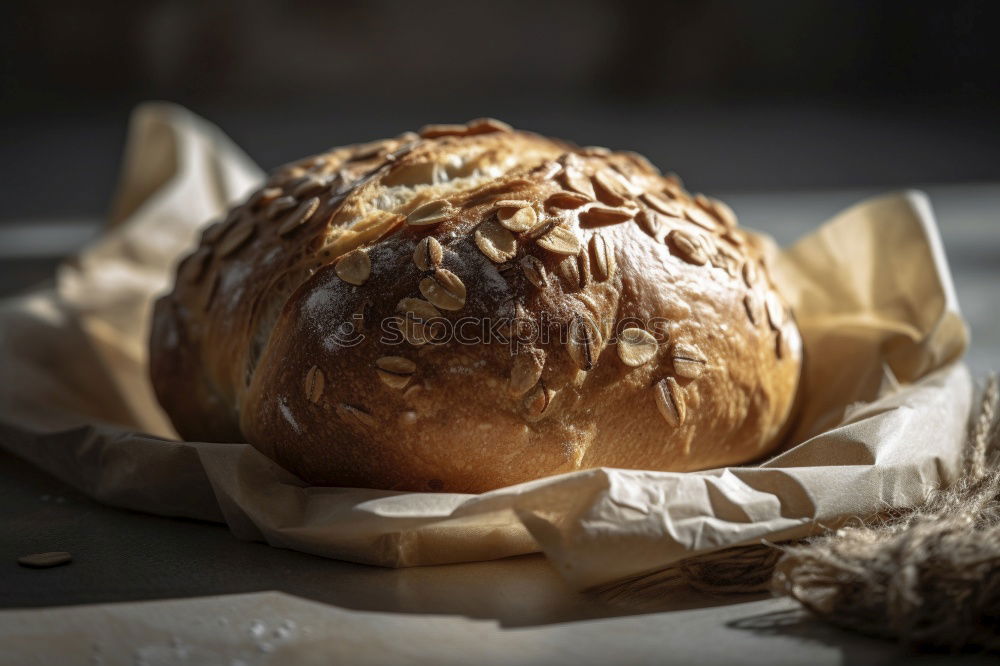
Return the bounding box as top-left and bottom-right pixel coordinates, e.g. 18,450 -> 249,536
1,0 -> 998,221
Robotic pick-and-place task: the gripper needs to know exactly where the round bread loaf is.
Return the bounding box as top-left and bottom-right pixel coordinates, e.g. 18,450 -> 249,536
150,119 -> 802,493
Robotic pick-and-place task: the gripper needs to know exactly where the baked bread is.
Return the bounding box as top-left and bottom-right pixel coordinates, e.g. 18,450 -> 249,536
150,119 -> 802,493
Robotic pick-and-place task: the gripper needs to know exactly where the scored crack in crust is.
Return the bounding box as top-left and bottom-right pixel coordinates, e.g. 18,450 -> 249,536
149,118 -> 803,493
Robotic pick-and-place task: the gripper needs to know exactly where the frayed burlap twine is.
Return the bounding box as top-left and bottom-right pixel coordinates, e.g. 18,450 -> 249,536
772,373 -> 1000,650
599,374 -> 1000,651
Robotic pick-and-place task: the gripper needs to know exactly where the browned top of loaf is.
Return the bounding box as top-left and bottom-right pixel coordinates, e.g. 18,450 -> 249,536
150,118 -> 801,492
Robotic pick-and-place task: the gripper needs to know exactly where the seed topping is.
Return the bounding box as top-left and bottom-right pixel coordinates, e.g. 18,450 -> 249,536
413,236 -> 443,271
520,254 -> 549,288
418,123 -> 467,138
375,356 -> 417,389
589,234 -> 617,281
635,211 -> 659,239
579,205 -> 636,227
536,223 -> 581,256
567,313 -> 601,371
668,229 -> 709,265
706,196 -> 738,229
562,167 -> 596,199
335,248 -> 372,285
419,268 -> 466,310
474,219 -> 517,262
465,117 -> 513,134
407,199 -> 453,226
742,260 -> 758,288
336,403 -> 375,428
653,377 -> 686,426
497,204 -> 539,232
217,221 -> 255,257
278,196 -> 320,236
591,169 -> 628,206
545,191 -> 592,209
397,297 -> 441,321
290,174 -> 331,199
509,347 -> 546,396
744,291 -> 761,325
397,298 -> 441,345
304,365 -> 325,404
642,192 -> 684,218
765,292 -> 785,330
685,203 -> 722,232
557,254 -> 582,290
524,382 -> 556,420
265,196 -> 298,220
495,199 -> 533,210
253,187 -> 284,210
618,328 -> 659,367
671,343 -> 707,378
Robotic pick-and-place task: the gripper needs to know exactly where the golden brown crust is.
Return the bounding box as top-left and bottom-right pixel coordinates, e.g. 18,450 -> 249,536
150,119 -> 802,493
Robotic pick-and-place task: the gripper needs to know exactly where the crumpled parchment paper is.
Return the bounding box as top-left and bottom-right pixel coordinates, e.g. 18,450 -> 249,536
0,103 -> 970,589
